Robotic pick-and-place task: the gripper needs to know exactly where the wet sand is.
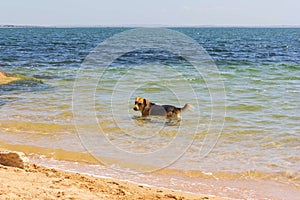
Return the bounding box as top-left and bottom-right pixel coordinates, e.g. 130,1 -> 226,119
0,150 -> 223,200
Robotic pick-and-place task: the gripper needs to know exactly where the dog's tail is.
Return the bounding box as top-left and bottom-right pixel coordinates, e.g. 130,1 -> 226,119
181,103 -> 193,112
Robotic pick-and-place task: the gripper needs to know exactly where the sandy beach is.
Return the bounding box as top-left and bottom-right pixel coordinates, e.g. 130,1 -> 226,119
0,150 -> 223,200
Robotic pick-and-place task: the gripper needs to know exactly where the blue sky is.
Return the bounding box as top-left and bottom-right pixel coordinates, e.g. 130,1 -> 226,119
0,0 -> 299,26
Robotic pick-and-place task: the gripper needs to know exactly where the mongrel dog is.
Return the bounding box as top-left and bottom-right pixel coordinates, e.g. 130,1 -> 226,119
133,97 -> 191,119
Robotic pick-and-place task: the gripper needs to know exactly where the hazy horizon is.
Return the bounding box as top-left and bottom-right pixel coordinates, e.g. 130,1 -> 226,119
1,0 -> 299,27
1,24 -> 300,28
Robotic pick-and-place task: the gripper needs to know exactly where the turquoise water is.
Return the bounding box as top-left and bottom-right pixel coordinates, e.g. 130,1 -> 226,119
0,27 -> 299,198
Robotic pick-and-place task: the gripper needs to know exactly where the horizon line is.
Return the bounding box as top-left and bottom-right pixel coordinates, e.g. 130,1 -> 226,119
1,24 -> 300,28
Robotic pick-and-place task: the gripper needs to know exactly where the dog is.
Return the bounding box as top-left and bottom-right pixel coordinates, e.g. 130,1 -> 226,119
133,97 -> 191,119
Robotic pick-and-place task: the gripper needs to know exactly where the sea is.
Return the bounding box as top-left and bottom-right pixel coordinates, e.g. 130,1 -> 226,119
0,27 -> 299,199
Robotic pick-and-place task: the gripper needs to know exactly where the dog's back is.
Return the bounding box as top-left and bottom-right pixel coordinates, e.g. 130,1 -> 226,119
150,103 -> 191,118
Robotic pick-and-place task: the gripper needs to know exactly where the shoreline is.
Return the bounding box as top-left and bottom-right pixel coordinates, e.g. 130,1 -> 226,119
0,144 -> 299,199
0,150 -> 223,200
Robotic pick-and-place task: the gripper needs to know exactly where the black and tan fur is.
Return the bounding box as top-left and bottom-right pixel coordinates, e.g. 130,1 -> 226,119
133,97 -> 191,119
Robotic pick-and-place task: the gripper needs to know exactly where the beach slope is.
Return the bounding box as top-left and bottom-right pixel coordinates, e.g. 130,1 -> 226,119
0,150 -> 223,200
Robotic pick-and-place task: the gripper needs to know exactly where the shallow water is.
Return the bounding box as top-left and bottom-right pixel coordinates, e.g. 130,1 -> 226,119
0,27 -> 299,198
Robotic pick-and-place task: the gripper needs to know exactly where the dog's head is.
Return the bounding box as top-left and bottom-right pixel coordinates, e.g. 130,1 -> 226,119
133,97 -> 150,112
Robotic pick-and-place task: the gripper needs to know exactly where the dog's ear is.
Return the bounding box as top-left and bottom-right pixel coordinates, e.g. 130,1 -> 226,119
143,98 -> 151,111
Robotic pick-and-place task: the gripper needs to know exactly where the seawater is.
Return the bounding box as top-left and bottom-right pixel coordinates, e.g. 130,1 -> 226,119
0,27 -> 299,199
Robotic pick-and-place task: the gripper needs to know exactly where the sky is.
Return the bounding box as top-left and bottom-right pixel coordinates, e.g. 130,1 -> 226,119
0,0 -> 299,27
